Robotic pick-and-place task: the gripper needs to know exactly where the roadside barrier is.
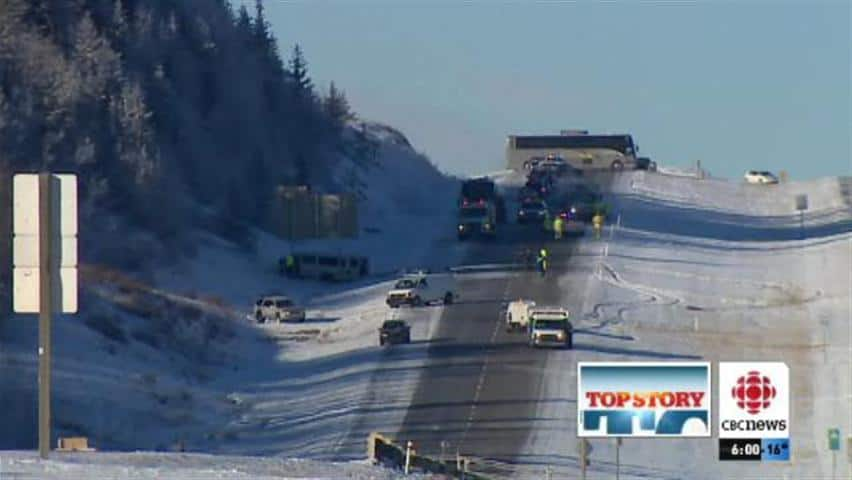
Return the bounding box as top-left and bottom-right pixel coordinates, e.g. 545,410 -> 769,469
367,432 -> 490,479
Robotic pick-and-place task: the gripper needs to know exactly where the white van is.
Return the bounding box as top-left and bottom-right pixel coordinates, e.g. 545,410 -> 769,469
286,253 -> 369,282
504,299 -> 535,332
386,272 -> 458,308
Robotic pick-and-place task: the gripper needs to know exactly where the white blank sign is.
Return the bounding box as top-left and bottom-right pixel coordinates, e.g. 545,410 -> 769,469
13,267 -> 78,314
12,173 -> 79,314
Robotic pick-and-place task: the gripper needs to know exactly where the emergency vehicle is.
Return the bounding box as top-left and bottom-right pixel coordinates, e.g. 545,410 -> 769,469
528,308 -> 573,348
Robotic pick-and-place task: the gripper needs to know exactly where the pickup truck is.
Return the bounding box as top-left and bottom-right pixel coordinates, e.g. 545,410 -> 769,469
386,273 -> 457,307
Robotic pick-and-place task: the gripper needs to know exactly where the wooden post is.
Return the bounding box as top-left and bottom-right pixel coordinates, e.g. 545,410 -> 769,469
616,437 -> 622,480
38,173 -> 53,459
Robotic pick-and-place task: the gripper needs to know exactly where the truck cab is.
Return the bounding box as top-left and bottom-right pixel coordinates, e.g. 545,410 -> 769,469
460,177 -> 506,223
528,308 -> 573,348
458,199 -> 497,240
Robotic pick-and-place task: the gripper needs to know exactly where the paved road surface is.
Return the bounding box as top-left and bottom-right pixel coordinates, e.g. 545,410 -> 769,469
393,176 -> 607,478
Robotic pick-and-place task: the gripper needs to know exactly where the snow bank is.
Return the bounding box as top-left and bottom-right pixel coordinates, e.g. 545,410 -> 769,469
626,170 -> 852,217
0,451 -> 421,479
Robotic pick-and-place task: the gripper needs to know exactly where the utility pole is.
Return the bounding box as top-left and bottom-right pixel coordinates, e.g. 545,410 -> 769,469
38,173 -> 53,459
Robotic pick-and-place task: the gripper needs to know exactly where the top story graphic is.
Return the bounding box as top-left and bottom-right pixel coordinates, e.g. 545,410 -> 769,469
578,362 -> 712,437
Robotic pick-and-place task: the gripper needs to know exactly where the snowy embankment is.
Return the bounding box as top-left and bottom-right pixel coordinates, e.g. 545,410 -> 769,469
0,451 -> 425,479
522,171 -> 851,479
0,121 -> 463,472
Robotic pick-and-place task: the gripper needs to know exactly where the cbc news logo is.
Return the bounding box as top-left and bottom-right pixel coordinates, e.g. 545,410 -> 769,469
719,362 -> 789,439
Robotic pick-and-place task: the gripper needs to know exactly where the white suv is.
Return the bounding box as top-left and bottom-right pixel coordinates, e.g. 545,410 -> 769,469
744,170 -> 778,184
254,295 -> 306,323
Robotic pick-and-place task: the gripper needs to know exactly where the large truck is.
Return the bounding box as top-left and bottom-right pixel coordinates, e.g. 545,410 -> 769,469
457,199 -> 497,240
528,308 -> 573,348
460,178 -> 506,224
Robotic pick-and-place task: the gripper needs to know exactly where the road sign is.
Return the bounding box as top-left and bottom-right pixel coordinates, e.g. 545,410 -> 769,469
12,173 -> 78,460
828,428 -> 840,450
13,174 -> 78,313
795,194 -> 808,211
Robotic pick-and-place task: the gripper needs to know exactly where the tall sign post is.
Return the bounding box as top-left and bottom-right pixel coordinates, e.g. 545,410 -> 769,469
828,428 -> 840,480
615,437 -> 622,480
12,173 -> 78,459
578,438 -> 592,480
795,194 -> 808,240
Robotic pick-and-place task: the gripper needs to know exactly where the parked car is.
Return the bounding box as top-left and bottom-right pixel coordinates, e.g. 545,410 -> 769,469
636,157 -> 657,171
560,187 -> 603,222
254,295 -> 306,323
525,174 -> 553,198
379,319 -> 411,346
744,170 -> 779,184
517,198 -> 549,224
523,156 -> 545,170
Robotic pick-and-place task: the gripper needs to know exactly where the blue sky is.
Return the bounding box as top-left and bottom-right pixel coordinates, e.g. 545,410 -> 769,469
240,1 -> 851,179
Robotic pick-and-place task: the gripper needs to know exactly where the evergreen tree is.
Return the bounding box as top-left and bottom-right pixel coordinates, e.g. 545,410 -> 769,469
236,5 -> 251,37
287,43 -> 313,98
111,0 -> 128,39
253,0 -> 270,47
324,81 -> 353,133
73,11 -> 121,98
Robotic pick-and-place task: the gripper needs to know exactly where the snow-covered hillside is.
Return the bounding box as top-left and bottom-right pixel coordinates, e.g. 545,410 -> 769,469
0,122 -> 464,460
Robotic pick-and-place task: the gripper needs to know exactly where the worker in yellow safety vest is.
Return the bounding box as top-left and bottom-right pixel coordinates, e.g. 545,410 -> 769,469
592,212 -> 604,240
282,254 -> 296,276
553,215 -> 564,240
537,248 -> 548,276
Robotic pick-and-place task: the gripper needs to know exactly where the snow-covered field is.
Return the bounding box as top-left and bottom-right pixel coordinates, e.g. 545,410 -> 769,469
522,171 -> 852,479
